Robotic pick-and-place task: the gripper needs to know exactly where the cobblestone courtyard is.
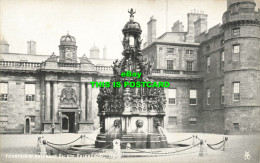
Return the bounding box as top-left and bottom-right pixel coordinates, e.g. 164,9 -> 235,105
0,133 -> 259,163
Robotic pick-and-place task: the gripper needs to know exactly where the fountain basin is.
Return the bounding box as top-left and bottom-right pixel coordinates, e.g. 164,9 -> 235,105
95,133 -> 168,149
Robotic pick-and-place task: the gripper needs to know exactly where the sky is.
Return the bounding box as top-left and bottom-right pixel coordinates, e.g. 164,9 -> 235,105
0,0 -> 259,59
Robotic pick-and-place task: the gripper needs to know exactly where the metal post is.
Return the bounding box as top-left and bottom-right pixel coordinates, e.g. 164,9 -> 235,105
40,139 -> 47,156
113,139 -> 121,159
199,139 -> 206,157
223,136 -> 228,151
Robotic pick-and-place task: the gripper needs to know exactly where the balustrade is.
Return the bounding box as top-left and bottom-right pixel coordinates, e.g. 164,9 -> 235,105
0,61 -> 41,68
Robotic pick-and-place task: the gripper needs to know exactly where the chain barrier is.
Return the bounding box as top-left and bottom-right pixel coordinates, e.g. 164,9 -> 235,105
173,136 -> 193,143
121,142 -> 200,156
161,143 -> 200,155
84,135 -> 96,142
42,135 -> 228,157
207,140 -> 224,146
46,136 -> 81,146
75,144 -> 113,155
207,141 -> 225,150
45,141 -> 73,155
121,143 -> 162,154
170,136 -> 193,143
45,140 -> 113,156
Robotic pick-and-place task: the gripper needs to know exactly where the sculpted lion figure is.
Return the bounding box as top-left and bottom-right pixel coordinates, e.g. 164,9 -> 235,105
136,119 -> 144,128
113,119 -> 121,128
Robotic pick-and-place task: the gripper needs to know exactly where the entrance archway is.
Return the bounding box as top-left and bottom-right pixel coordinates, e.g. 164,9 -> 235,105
24,117 -> 31,134
62,115 -> 69,133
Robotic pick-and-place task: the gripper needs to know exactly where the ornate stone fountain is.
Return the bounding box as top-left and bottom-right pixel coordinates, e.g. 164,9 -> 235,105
95,9 -> 167,149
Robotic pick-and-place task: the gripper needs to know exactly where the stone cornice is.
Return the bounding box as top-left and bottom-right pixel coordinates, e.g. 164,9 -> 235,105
222,20 -> 260,29
224,68 -> 260,73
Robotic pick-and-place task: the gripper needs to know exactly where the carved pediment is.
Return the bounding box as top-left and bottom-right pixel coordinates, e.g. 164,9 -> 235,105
46,52 -> 58,62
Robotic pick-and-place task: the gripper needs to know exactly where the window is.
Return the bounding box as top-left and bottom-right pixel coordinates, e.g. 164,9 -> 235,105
206,45 -> 210,52
233,123 -> 239,131
221,51 -> 225,69
189,118 -> 197,125
221,39 -> 224,46
221,85 -> 224,104
186,50 -> 194,55
159,47 -> 163,52
233,45 -> 240,53
207,89 -> 210,105
186,61 -> 193,71
232,28 -> 240,36
168,116 -> 177,125
30,116 -> 35,122
207,56 -> 210,73
25,83 -> 35,101
167,60 -> 174,70
168,89 -> 176,104
166,48 -> 174,53
233,82 -> 240,101
190,89 -> 197,105
0,83 -> 8,101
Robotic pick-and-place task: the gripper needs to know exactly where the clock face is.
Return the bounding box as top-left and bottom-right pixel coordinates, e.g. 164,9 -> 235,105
65,52 -> 73,59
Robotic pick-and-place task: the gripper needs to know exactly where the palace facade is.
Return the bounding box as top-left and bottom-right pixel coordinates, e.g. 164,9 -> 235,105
0,0 -> 259,134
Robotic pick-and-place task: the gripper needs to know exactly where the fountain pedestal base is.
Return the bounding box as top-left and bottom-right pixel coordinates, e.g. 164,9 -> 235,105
95,133 -> 167,149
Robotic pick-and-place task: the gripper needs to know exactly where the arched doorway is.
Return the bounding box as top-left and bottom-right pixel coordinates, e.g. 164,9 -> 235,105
24,117 -> 31,134
62,115 -> 69,133
61,112 -> 75,133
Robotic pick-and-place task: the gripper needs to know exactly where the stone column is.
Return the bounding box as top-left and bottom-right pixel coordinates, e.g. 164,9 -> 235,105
87,83 -> 92,120
125,117 -> 129,134
80,82 -> 86,121
52,82 -> 58,122
148,117 -> 152,133
45,81 -> 51,121
125,116 -> 132,134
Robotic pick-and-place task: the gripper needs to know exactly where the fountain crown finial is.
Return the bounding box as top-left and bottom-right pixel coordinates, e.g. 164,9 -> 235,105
128,8 -> 136,17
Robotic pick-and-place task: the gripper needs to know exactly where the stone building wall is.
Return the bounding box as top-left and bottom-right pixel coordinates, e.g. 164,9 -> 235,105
0,72 -> 42,133
151,78 -> 203,133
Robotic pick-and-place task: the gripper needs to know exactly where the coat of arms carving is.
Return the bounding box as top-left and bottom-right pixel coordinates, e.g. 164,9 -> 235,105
60,87 -> 77,104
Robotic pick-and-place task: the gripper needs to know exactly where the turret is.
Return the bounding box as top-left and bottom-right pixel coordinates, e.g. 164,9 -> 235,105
222,0 -> 260,133
0,37 -> 9,53
59,32 -> 77,63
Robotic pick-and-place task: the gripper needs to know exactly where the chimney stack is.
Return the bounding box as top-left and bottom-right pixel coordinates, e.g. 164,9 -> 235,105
27,40 -> 36,54
147,16 -> 157,46
186,12 -> 207,43
103,46 -> 107,59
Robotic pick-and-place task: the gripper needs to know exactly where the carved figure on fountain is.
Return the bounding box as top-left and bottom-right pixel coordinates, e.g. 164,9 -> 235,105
113,119 -> 121,128
134,119 -> 145,133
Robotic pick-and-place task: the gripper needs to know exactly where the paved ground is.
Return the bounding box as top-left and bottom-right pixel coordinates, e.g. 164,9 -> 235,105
0,133 -> 259,163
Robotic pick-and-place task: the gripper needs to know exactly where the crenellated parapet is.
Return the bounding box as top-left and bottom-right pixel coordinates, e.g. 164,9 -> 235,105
222,0 -> 260,27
